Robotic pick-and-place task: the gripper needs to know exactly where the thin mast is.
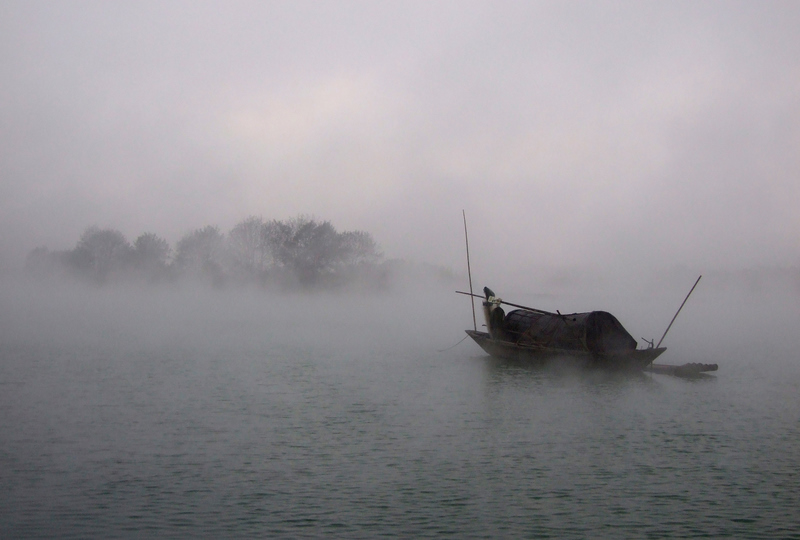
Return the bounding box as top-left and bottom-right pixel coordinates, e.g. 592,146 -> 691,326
656,275 -> 702,348
463,210 -> 477,331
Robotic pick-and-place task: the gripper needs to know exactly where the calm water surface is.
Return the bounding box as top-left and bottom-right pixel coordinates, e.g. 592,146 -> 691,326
1,283 -> 799,538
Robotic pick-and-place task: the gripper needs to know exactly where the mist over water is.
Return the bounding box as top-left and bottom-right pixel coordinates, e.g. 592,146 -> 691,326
3,2 -> 799,535
1,275 -> 799,538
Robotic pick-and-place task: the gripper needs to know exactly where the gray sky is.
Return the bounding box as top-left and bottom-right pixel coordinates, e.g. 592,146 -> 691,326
2,0 -> 798,280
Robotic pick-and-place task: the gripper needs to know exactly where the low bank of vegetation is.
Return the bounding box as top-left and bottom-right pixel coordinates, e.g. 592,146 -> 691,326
25,216 -> 406,290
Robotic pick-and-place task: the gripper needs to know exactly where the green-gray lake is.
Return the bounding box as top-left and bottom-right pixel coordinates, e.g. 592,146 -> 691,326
2,280 -> 798,538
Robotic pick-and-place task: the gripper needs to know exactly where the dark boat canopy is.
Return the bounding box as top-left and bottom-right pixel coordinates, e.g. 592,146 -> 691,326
500,309 -> 637,354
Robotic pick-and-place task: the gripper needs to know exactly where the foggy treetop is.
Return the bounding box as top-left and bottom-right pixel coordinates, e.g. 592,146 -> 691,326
25,216 -> 391,289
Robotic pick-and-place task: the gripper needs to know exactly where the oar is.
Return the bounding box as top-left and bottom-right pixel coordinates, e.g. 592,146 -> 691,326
656,275 -> 702,348
455,290 -> 560,317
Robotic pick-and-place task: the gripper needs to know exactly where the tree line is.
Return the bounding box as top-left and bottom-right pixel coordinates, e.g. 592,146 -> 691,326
26,216 -> 384,289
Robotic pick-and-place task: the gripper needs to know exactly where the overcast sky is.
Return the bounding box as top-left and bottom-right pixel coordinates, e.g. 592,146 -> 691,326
2,1 -> 798,281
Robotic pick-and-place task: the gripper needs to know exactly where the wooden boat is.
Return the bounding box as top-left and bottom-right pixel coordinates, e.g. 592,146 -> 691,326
464,287 -> 664,370
463,286 -> 716,374
457,211 -> 715,374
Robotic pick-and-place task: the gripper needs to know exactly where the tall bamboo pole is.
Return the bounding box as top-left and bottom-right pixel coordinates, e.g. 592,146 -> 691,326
463,210 -> 477,331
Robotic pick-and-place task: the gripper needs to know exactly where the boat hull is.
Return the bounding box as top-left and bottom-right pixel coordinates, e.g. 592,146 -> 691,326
466,330 -> 665,370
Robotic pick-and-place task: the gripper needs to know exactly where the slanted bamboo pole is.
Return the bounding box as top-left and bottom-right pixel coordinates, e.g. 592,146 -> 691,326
455,290 -> 560,317
656,275 -> 702,348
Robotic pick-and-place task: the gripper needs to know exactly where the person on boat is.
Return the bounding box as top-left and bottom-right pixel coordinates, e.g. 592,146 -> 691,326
483,287 -> 511,341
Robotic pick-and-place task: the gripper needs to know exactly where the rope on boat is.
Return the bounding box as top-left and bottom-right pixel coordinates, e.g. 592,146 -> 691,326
436,334 -> 470,352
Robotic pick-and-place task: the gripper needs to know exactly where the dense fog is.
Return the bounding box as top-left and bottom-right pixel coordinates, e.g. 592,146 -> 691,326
3,265 -> 798,372
2,2 -> 799,279
3,1 -> 798,363
4,4 -> 800,536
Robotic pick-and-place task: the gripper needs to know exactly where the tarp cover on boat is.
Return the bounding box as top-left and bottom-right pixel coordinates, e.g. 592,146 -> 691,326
501,309 -> 637,354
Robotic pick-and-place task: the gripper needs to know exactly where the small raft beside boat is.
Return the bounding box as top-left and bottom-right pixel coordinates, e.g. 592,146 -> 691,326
647,362 -> 718,377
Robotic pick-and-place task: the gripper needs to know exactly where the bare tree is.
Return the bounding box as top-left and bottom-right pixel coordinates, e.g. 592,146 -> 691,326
174,225 -> 225,285
228,216 -> 270,280
263,217 -> 382,287
70,226 -> 132,283
132,232 -> 172,281
339,230 -> 381,265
